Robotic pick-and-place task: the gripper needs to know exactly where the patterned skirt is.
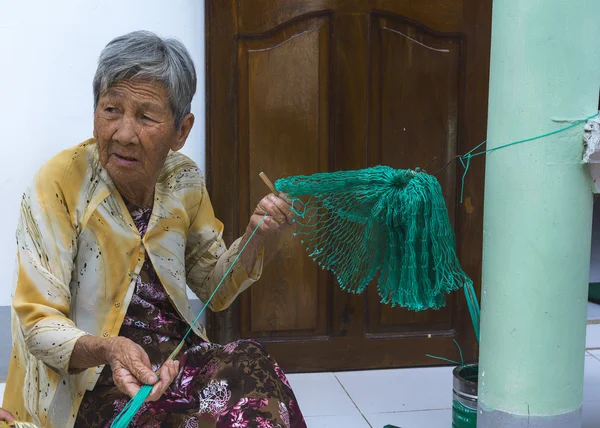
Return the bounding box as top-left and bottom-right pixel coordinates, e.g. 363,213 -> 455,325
75,339 -> 306,428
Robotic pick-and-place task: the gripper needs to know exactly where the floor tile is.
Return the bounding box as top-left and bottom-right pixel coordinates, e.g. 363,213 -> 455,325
366,409 -> 452,428
286,372 -> 362,418
588,303 -> 600,321
335,366 -> 453,415
586,324 -> 600,349
305,415 -> 372,428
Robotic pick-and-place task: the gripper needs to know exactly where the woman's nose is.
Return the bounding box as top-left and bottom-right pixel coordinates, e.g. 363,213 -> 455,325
112,116 -> 140,145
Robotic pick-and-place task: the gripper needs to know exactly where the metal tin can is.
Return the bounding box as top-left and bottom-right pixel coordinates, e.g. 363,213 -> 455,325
452,363 -> 478,428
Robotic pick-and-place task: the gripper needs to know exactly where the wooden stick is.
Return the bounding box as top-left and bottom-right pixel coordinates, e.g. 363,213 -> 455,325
259,172 -> 278,194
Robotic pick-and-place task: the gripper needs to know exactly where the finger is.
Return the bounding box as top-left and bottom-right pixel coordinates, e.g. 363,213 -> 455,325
113,368 -> 142,398
146,364 -> 167,401
269,194 -> 293,212
147,361 -> 176,401
269,193 -> 291,209
253,202 -> 267,216
261,199 -> 287,225
163,359 -> 179,383
122,380 -> 142,399
129,355 -> 158,386
269,195 -> 296,224
171,360 -> 180,378
260,216 -> 282,233
272,207 -> 295,227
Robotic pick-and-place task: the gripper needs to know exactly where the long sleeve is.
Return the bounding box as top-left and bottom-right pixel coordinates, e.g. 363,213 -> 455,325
185,181 -> 263,311
12,163 -> 88,376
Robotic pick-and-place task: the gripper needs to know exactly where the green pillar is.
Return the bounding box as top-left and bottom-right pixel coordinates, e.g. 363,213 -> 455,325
477,0 -> 599,427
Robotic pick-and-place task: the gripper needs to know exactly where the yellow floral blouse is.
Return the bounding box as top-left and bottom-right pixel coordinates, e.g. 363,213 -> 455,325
3,139 -> 263,428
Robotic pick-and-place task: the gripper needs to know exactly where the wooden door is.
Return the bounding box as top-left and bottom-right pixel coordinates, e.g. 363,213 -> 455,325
206,0 -> 492,372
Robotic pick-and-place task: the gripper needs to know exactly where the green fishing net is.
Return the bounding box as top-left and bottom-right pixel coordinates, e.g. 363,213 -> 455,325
274,165 -> 473,311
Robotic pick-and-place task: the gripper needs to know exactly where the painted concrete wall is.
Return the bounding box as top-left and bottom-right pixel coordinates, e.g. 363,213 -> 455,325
0,0 -> 206,379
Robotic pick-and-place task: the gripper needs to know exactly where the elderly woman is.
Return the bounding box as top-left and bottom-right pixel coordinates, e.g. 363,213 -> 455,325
4,31 -> 306,428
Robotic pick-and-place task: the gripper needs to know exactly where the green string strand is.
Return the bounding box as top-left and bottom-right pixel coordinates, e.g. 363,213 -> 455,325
459,154 -> 472,204
463,281 -> 480,343
459,112 -> 599,201
426,339 -> 465,366
425,355 -> 462,365
110,213 -> 268,428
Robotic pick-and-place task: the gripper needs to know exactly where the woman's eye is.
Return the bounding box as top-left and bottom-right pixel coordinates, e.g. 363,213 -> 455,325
105,107 -> 117,113
142,115 -> 156,122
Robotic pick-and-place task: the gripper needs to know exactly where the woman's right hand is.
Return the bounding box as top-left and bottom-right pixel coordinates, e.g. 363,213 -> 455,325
105,337 -> 180,401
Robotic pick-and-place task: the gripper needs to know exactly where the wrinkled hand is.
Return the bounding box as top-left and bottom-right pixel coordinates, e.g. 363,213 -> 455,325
106,337 -> 180,402
248,193 -> 296,237
0,408 -> 16,422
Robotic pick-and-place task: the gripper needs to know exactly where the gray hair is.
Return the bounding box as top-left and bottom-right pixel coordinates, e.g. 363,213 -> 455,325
93,30 -> 197,127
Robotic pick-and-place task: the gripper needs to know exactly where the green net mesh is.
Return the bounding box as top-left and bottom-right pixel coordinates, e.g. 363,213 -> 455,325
274,165 -> 473,311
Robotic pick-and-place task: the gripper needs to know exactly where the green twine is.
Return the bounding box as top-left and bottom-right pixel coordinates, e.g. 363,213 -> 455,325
425,283 -> 479,367
109,384 -> 153,428
459,153 -> 474,203
464,281 -> 480,343
110,213 -> 268,428
459,112 -> 599,202
426,339 -> 465,366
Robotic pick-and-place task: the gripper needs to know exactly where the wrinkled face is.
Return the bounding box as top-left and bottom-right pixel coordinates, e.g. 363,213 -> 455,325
94,79 -> 190,188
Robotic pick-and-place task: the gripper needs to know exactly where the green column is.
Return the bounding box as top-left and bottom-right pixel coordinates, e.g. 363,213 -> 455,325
477,0 -> 599,427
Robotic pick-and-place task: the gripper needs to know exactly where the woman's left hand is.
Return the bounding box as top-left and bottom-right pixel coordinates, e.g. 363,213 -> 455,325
247,193 -> 295,237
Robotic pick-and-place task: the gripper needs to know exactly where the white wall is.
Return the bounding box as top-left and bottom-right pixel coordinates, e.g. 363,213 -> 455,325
0,1 -> 206,306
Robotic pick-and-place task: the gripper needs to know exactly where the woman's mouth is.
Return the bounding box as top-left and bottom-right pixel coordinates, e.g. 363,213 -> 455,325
113,153 -> 138,166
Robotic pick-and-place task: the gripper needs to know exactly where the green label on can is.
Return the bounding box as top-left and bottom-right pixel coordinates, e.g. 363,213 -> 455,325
452,398 -> 477,428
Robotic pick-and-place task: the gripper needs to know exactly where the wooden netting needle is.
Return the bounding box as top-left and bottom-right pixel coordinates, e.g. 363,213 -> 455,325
259,172 -> 278,194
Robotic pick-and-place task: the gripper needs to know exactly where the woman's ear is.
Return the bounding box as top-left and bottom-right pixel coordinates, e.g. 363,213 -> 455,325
172,113 -> 195,152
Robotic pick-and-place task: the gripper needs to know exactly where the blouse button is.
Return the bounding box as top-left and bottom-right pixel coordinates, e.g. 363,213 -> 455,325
103,332 -> 109,337
115,302 -> 121,308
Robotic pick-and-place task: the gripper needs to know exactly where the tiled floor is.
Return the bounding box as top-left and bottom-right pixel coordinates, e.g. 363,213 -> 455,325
285,302 -> 600,427
291,302 -> 600,427
1,304 -> 600,427
286,351 -> 600,428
